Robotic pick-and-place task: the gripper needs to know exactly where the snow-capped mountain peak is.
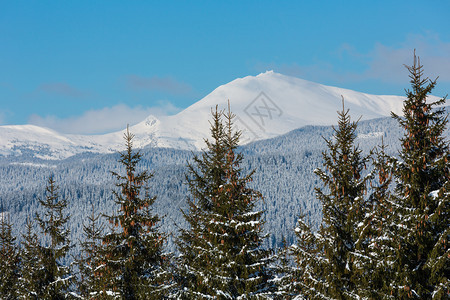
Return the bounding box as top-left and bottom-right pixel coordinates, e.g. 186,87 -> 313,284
0,72 -> 420,159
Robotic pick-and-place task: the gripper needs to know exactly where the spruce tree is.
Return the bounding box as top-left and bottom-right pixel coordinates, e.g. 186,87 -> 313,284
386,53 -> 449,298
100,127 -> 170,299
275,225 -> 305,298
292,101 -> 370,299
34,175 -> 72,299
351,141 -> 397,298
176,105 -> 274,299
0,202 -> 20,299
18,218 -> 43,299
76,204 -> 105,299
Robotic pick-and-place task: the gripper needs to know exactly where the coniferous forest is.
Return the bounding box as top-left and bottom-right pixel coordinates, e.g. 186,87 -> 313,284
0,55 -> 449,299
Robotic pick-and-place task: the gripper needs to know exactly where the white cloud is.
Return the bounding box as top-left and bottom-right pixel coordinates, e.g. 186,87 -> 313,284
263,33 -> 450,86
360,34 -> 450,83
28,102 -> 181,135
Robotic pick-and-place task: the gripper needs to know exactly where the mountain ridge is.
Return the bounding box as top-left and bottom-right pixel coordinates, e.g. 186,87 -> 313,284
0,71 -> 436,159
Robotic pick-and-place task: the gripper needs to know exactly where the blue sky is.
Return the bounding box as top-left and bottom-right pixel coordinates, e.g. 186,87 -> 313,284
1,1 -> 449,134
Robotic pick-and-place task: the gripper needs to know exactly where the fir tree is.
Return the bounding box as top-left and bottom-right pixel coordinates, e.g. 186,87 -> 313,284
0,202 -> 20,299
292,100 -> 371,299
386,52 -> 449,298
34,175 -> 72,299
176,105 -> 274,299
100,126 -> 170,299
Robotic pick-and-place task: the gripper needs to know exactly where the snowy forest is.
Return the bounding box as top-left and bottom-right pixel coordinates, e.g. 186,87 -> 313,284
0,56 -> 449,299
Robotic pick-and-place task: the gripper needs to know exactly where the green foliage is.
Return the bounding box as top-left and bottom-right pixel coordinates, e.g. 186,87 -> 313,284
0,202 -> 20,299
18,218 -> 43,299
16,176 -> 73,299
386,53 -> 450,298
293,53 -> 450,299
293,100 -> 372,299
99,127 -> 171,299
176,105 -> 274,299
35,176 -> 72,299
76,204 -> 105,299
349,141 -> 397,299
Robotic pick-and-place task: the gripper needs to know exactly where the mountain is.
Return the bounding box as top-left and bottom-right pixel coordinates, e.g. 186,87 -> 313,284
0,71 -> 431,160
0,115 -> 405,254
1,71 -> 447,255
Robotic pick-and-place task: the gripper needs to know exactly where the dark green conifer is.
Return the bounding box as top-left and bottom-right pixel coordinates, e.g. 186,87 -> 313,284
352,141 -> 396,298
0,202 -> 20,299
387,52 -> 449,298
176,105 -> 274,299
34,175 -> 72,299
100,127 -> 170,299
293,100 -> 370,299
76,204 -> 105,299
275,230 -> 304,298
18,218 -> 43,299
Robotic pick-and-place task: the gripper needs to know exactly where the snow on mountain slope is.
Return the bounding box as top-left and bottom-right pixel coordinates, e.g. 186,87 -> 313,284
0,71 -> 436,159
161,71 -> 407,147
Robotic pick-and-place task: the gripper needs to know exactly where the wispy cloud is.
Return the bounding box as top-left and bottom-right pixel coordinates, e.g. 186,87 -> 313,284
36,82 -> 88,98
126,75 -> 193,95
261,33 -> 450,86
361,34 -> 450,83
28,102 -> 181,135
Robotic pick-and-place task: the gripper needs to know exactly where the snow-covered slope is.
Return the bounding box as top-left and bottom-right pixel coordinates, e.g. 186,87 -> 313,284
157,71 -> 408,147
0,71 -> 429,159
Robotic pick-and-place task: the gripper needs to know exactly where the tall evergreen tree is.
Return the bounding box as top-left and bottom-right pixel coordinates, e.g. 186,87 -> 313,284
386,53 -> 449,298
0,202 -> 20,299
34,175 -> 72,299
292,101 -> 371,299
100,127 -> 170,299
176,105 -> 274,299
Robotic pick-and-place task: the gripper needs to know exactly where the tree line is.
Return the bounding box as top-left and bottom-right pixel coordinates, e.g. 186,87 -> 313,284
0,54 -> 448,299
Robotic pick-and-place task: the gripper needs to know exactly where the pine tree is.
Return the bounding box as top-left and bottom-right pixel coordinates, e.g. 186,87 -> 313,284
0,202 -> 20,299
386,52 -> 449,298
76,204 -> 105,299
34,175 -> 72,299
100,127 -> 170,299
292,100 -> 371,299
17,218 -> 43,299
176,105 -> 274,299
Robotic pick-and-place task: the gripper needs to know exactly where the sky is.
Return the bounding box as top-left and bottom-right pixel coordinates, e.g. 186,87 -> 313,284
1,1 -> 450,134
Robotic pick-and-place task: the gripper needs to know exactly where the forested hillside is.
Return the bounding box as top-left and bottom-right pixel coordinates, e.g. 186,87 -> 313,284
1,70 -> 448,297
0,115 -> 405,256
